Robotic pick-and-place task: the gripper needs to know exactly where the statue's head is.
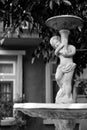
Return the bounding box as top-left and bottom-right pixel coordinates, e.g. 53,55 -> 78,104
50,36 -> 61,49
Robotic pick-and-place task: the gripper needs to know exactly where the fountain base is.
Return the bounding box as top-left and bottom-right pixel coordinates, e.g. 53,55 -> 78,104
14,103 -> 87,120
14,103 -> 87,130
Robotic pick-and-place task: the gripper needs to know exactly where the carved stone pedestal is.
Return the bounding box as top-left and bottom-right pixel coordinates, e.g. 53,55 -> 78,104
54,119 -> 75,130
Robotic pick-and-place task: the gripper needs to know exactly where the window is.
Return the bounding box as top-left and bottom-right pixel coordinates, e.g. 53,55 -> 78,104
74,79 -> 87,103
0,81 -> 13,102
0,50 -> 25,125
76,79 -> 87,95
0,62 -> 15,75
45,61 -> 59,103
0,81 -> 13,117
0,60 -> 15,119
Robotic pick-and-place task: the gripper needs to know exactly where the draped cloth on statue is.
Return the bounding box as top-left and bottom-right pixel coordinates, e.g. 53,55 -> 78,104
57,63 -> 76,73
55,62 -> 76,104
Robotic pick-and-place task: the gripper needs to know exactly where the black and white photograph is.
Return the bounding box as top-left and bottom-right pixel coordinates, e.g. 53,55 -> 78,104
0,0 -> 87,130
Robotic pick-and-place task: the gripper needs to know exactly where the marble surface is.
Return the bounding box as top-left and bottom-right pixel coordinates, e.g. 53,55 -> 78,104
14,103 -> 87,119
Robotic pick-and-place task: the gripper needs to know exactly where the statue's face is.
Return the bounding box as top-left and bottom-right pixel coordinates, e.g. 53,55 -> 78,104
50,36 -> 60,49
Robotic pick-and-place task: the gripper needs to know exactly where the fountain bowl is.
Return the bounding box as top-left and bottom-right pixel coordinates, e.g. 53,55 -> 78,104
14,103 -> 87,120
46,15 -> 83,30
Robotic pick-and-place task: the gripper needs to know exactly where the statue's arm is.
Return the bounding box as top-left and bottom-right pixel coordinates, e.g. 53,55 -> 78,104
61,45 -> 76,57
55,43 -> 64,56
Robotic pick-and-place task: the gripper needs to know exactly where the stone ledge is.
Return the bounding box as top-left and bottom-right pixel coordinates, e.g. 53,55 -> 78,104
14,103 -> 87,120
1,117 -> 16,126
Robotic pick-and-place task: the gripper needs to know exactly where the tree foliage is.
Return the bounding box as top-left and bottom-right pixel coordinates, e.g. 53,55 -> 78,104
0,0 -> 87,76
30,0 -> 87,78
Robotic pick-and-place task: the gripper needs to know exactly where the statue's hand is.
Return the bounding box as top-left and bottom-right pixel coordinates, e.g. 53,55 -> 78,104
59,45 -> 76,57
59,48 -> 68,55
55,43 -> 64,56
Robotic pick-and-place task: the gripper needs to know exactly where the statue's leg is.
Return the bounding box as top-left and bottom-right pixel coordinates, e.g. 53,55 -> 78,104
62,70 -> 75,103
55,66 -> 63,88
55,66 -> 65,103
55,65 -> 76,103
55,87 -> 65,103
54,70 -> 75,130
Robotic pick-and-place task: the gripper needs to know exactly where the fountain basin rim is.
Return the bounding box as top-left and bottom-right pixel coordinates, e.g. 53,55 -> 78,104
14,103 -> 87,119
14,103 -> 87,110
46,15 -> 83,30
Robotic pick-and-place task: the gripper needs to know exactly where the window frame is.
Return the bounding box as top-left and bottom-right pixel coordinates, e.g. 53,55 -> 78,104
45,61 -> 58,103
0,61 -> 15,75
0,50 -> 25,126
